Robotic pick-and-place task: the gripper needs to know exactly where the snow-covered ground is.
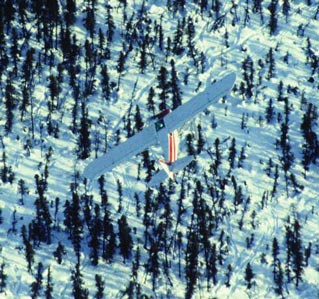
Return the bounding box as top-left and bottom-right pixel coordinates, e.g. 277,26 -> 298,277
0,0 -> 318,298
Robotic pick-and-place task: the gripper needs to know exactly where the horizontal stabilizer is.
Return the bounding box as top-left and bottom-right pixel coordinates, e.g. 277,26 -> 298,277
171,155 -> 193,173
147,169 -> 168,188
147,155 -> 193,188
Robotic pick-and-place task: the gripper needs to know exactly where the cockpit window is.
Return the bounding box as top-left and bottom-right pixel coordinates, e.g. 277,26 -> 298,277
155,119 -> 165,131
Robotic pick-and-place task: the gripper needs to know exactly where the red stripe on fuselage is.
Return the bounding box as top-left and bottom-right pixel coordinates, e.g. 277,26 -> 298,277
168,133 -> 173,164
168,132 -> 178,164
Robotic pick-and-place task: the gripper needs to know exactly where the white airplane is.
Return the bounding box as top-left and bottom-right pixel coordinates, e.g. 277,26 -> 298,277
83,72 -> 236,186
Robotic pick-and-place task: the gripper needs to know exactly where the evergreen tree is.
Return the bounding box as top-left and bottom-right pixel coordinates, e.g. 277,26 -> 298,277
185,230 -> 199,299
134,105 -> 144,132
18,179 -> 29,205
83,5 -> 95,38
30,262 -> 43,299
265,98 -> 275,123
4,73 -> 17,134
209,243 -> 218,285
139,35 -> 148,73
45,267 -> 53,299
71,263 -> 89,299
157,66 -> 170,110
106,5 -> 115,42
197,124 -> 205,154
117,51 -> 126,74
186,133 -> 196,156
21,225 -> 35,272
53,242 -> 66,264
291,219 -> 304,287
266,47 -> 276,79
268,0 -> 279,35
228,138 -> 237,170
32,175 -> 52,244
48,74 -> 59,111
272,237 -> 280,270
242,55 -> 254,98
94,274 -> 105,299
285,222 -> 293,282
146,240 -> 160,291
0,263 -> 7,293
282,0 -> 291,22
100,65 -> 111,101
300,103 -> 319,174
118,215 -> 133,262
172,19 -> 184,55
70,192 -> 83,262
77,101 -> 91,160
244,262 -> 255,289
274,260 -> 284,296
170,59 -> 182,109
211,138 -> 222,175
102,207 -> 116,262
89,204 -> 102,265
146,87 -> 156,115
225,264 -> 232,287
123,247 -> 142,298
304,242 -> 311,267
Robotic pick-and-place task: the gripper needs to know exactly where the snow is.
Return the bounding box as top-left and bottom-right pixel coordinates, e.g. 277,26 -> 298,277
0,0 -> 319,298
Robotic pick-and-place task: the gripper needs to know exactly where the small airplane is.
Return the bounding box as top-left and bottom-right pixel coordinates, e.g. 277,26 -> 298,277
83,72 -> 236,186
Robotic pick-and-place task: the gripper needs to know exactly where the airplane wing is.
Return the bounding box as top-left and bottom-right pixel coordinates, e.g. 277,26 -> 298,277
160,72 -> 236,133
83,125 -> 157,180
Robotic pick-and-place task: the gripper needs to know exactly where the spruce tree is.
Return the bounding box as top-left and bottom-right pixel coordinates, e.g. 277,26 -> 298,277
172,19 -> 184,55
102,207 -> 116,262
71,263 -> 89,299
89,204 -> 102,266
300,103 -> 318,174
106,5 -> 115,42
53,242 -> 66,264
244,262 -> 255,289
268,0 -> 278,35
274,260 -> 284,296
242,55 -> 254,98
21,225 -> 35,272
282,0 -> 291,22
4,73 -> 17,134
146,87 -> 156,115
94,274 -> 105,299
18,179 -> 29,205
134,105 -> 144,132
118,215 -> 133,262
0,263 -> 7,293
265,98 -> 275,123
45,267 -> 53,299
266,48 -> 276,79
197,124 -> 205,154
77,101 -> 91,160
146,240 -> 160,291
170,59 -> 182,109
225,264 -> 232,287
292,219 -> 304,287
157,66 -> 169,110
185,230 -> 199,299
228,138 -> 237,170
30,262 -> 43,299
209,243 -> 218,285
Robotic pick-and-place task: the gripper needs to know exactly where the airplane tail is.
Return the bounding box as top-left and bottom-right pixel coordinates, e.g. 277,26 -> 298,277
147,155 -> 193,187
